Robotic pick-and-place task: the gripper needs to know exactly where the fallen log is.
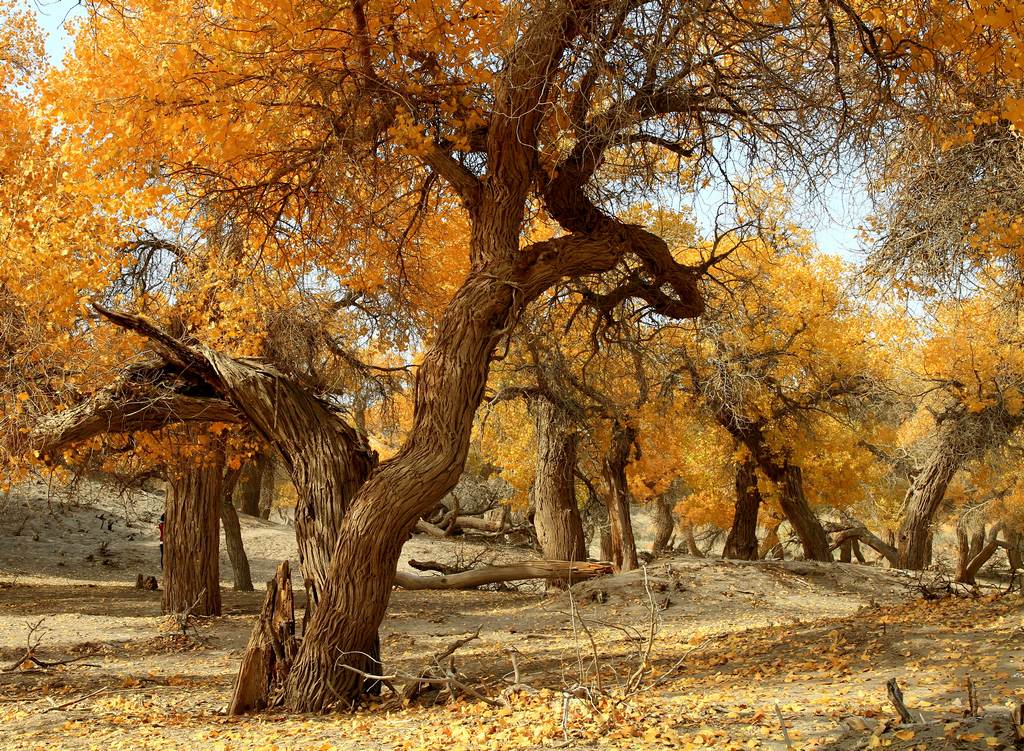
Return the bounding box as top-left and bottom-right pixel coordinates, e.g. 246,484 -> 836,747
830,525 -> 899,567
393,560 -> 612,591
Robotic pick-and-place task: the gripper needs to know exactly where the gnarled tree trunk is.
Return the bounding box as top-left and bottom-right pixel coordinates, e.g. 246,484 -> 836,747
723,458 -> 761,560
220,466 -> 254,592
164,451 -> 223,616
897,447 -> 959,570
531,398 -> 587,583
774,465 -> 832,562
602,422 -> 639,572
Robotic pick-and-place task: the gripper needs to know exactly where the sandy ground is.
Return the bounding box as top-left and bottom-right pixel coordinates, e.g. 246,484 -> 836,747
0,480 -> 1022,750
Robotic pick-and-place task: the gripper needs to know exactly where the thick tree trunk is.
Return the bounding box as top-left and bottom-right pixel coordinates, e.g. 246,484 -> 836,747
650,495 -> 675,555
235,453 -> 266,516
164,453 -> 222,616
723,458 -> 761,560
531,398 -> 587,577
220,467 -> 254,592
897,446 -> 959,570
602,422 -> 639,572
774,465 -> 832,562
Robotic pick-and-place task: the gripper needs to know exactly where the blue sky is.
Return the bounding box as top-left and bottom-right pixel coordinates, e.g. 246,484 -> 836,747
27,0 -> 870,262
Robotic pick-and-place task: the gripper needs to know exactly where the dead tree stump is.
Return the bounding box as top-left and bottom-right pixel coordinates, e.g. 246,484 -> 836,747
228,560 -> 297,714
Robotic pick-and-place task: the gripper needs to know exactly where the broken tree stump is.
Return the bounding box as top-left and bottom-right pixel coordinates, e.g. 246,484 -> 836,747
886,678 -> 914,724
228,560 -> 297,715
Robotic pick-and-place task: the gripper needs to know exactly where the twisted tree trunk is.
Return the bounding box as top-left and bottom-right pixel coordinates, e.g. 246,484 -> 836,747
897,447 -> 959,570
531,398 -> 587,584
723,458 -> 761,560
602,422 -> 639,572
164,450 -> 223,616
774,465 -> 832,562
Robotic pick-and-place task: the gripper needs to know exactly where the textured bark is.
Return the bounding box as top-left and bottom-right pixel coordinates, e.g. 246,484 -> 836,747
220,467 -> 254,592
531,398 -> 587,579
774,465 -> 832,562
235,453 -> 266,517
31,374 -> 238,461
228,561 -> 297,714
650,495 -> 675,555
723,458 -> 761,560
897,447 -> 959,569
602,422 -> 639,572
164,454 -> 222,616
839,539 -> 853,563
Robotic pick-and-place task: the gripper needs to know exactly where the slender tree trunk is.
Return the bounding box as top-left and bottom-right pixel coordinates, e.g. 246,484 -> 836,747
759,520 -> 782,559
220,466 -> 254,592
683,525 -> 704,558
897,446 -> 959,570
650,495 -> 675,555
235,453 -> 265,516
723,458 -> 761,560
955,521 -> 1003,584
602,422 -> 639,572
531,398 -> 587,583
164,452 -> 222,616
774,465 -> 832,562
839,539 -> 853,563
1007,528 -> 1023,572
259,453 -> 275,520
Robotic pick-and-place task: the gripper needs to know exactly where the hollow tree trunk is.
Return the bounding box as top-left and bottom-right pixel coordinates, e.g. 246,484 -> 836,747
235,452 -> 265,516
723,458 -> 761,560
897,445 -> 959,570
164,451 -> 223,616
774,465 -> 832,562
531,398 -> 587,584
650,495 -> 675,555
602,422 -> 639,572
220,466 -> 254,592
